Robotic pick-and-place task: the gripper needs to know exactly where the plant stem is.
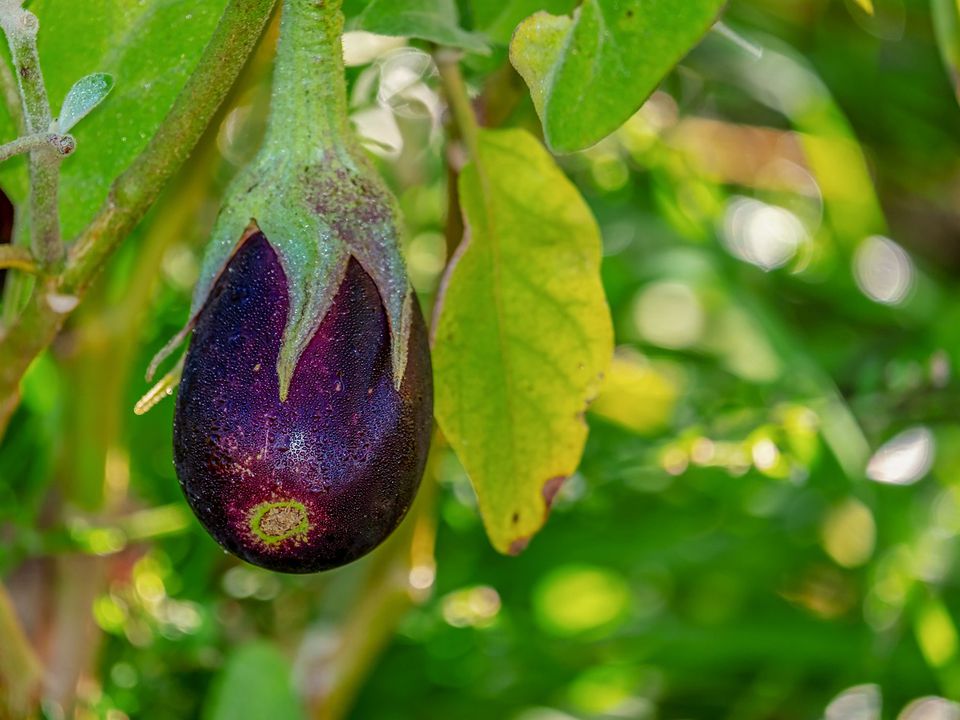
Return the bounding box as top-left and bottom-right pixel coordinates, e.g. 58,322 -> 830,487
0,244 -> 36,272
436,50 -> 480,159
262,0 -> 353,162
0,3 -> 63,269
0,131 -> 74,163
0,0 -> 278,437
436,50 -> 481,261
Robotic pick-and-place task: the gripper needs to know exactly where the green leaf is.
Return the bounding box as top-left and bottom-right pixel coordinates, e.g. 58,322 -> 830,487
932,0 -> 960,104
56,72 -> 114,133
352,0 -> 490,54
203,642 -> 305,720
0,0 -> 231,239
432,128 -> 613,554
509,0 -> 726,153
470,0 -> 578,45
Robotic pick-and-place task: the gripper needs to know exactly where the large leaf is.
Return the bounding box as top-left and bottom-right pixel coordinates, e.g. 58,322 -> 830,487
432,128 -> 613,554
351,0 -> 489,54
0,0 -> 231,239
509,0 -> 726,153
203,642 -> 304,720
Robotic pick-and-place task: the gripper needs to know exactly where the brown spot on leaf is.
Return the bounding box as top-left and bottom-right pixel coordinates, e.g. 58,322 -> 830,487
508,536 -> 530,555
542,476 -> 566,512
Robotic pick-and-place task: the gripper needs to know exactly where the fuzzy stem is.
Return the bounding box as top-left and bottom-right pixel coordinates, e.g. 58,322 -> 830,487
0,131 -> 74,163
261,0 -> 353,161
0,3 -> 63,269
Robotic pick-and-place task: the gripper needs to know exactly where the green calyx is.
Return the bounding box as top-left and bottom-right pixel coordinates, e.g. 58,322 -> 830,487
162,0 -> 413,400
193,151 -> 413,401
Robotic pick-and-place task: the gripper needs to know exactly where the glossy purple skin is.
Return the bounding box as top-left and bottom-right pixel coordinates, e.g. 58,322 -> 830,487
0,189 -> 14,294
173,232 -> 432,572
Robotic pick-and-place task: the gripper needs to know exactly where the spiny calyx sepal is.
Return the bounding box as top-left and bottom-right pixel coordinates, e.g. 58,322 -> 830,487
168,149 -> 413,399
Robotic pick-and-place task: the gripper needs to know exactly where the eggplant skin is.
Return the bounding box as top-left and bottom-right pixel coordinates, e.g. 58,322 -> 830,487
173,232 -> 432,573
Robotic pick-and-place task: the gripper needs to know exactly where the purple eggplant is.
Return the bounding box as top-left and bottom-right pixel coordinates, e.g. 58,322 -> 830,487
160,0 -> 433,572
174,233 -> 431,572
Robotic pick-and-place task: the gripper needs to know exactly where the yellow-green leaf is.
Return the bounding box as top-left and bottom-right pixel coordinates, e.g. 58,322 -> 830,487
432,128 -> 613,554
510,0 -> 726,153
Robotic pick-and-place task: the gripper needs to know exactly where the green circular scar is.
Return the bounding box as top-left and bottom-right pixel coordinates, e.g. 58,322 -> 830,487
249,500 -> 310,545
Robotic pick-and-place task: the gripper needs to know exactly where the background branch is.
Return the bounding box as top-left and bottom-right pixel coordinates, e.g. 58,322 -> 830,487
0,582 -> 42,719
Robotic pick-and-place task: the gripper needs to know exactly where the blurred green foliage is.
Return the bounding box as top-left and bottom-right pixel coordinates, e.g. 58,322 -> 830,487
3,0 -> 960,718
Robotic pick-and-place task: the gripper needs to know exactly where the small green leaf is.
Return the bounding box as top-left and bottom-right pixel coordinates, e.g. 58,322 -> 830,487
203,642 -> 305,720
57,72 -> 114,133
510,0 -> 726,153
352,0 -> 489,54
432,128 -> 613,554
